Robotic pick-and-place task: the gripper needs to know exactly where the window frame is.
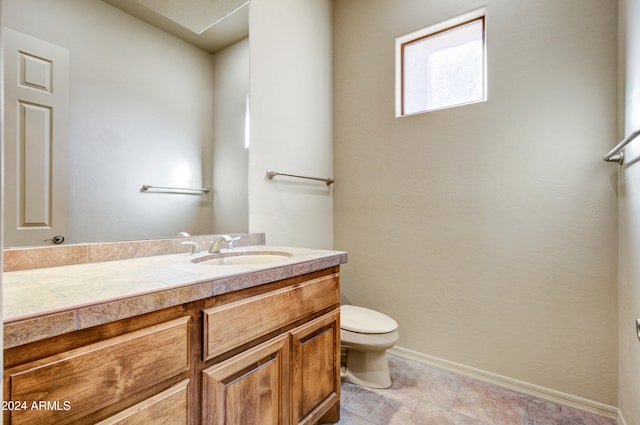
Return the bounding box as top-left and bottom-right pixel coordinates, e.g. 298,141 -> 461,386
395,8 -> 487,117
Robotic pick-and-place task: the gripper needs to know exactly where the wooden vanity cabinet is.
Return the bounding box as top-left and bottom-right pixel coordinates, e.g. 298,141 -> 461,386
3,266 -> 341,425
201,269 -> 341,425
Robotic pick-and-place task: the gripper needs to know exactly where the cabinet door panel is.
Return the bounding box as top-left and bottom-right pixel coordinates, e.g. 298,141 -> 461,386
291,310 -> 340,425
202,334 -> 290,425
6,317 -> 190,425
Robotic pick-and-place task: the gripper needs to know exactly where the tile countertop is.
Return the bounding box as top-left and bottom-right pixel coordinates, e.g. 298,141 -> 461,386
3,246 -> 348,349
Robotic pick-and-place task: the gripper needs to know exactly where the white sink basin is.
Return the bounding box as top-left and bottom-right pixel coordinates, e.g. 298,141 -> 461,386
191,251 -> 293,266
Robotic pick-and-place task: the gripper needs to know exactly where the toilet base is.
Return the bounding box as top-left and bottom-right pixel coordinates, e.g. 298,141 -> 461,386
341,348 -> 392,389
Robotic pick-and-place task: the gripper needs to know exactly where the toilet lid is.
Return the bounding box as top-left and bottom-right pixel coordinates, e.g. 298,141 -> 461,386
340,305 -> 398,334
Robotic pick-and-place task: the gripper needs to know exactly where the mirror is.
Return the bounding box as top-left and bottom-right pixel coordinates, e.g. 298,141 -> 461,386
2,0 -> 249,247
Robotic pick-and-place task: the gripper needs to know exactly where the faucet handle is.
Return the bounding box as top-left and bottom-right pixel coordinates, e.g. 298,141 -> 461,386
227,236 -> 242,250
180,241 -> 200,255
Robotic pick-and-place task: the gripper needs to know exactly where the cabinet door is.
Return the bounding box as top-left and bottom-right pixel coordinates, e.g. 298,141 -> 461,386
290,310 -> 341,425
202,333 -> 290,425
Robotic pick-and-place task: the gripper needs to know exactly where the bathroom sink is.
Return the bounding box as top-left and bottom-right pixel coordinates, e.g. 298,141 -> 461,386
191,251 -> 293,266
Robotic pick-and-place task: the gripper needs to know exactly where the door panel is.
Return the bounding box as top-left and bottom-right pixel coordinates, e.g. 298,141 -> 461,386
4,28 -> 69,247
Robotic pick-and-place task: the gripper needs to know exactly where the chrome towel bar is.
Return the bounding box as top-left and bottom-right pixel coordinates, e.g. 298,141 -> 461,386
266,169 -> 334,186
603,128 -> 640,164
141,184 -> 210,193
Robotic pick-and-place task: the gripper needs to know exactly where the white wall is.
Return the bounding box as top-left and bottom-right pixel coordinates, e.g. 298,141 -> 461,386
4,0 -> 215,244
334,0 -> 618,407
248,0 -> 333,249
618,1 -> 640,423
212,38 -> 249,233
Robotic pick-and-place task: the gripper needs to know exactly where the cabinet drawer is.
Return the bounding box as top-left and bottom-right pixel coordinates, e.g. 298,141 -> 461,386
203,273 -> 339,360
6,316 -> 190,425
95,379 -> 189,425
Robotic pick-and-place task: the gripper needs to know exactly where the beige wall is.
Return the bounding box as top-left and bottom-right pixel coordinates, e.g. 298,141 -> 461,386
248,0 -> 333,249
334,0 -> 618,406
618,1 -> 640,423
212,38 -> 249,233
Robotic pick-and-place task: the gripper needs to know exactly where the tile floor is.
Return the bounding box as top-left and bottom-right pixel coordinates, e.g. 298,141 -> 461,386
329,354 -> 616,425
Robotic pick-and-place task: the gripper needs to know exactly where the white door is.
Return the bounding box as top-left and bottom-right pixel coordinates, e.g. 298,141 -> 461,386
3,28 -> 69,247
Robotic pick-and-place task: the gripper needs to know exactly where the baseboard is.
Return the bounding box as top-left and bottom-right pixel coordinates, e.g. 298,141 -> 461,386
388,346 -> 618,421
618,409 -> 628,425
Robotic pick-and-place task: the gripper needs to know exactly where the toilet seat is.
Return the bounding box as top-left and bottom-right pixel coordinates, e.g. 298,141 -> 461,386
341,305 -> 398,334
341,328 -> 400,350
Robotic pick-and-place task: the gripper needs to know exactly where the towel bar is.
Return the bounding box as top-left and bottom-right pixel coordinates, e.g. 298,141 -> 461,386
141,184 -> 210,193
603,128 -> 640,164
266,169 -> 334,186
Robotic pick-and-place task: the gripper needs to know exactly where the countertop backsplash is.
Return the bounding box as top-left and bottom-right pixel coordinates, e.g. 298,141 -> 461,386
3,233 -> 266,272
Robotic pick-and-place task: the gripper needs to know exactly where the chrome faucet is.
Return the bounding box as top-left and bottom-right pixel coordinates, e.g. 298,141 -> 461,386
180,241 -> 200,255
208,235 -> 241,253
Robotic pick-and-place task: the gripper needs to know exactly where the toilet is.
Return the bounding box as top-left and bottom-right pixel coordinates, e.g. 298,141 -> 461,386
340,304 -> 399,389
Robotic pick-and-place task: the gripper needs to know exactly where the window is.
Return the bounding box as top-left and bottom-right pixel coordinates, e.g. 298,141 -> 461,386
396,9 -> 486,116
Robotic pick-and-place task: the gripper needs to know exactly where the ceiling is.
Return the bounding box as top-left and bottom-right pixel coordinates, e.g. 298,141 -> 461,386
103,0 -> 249,53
